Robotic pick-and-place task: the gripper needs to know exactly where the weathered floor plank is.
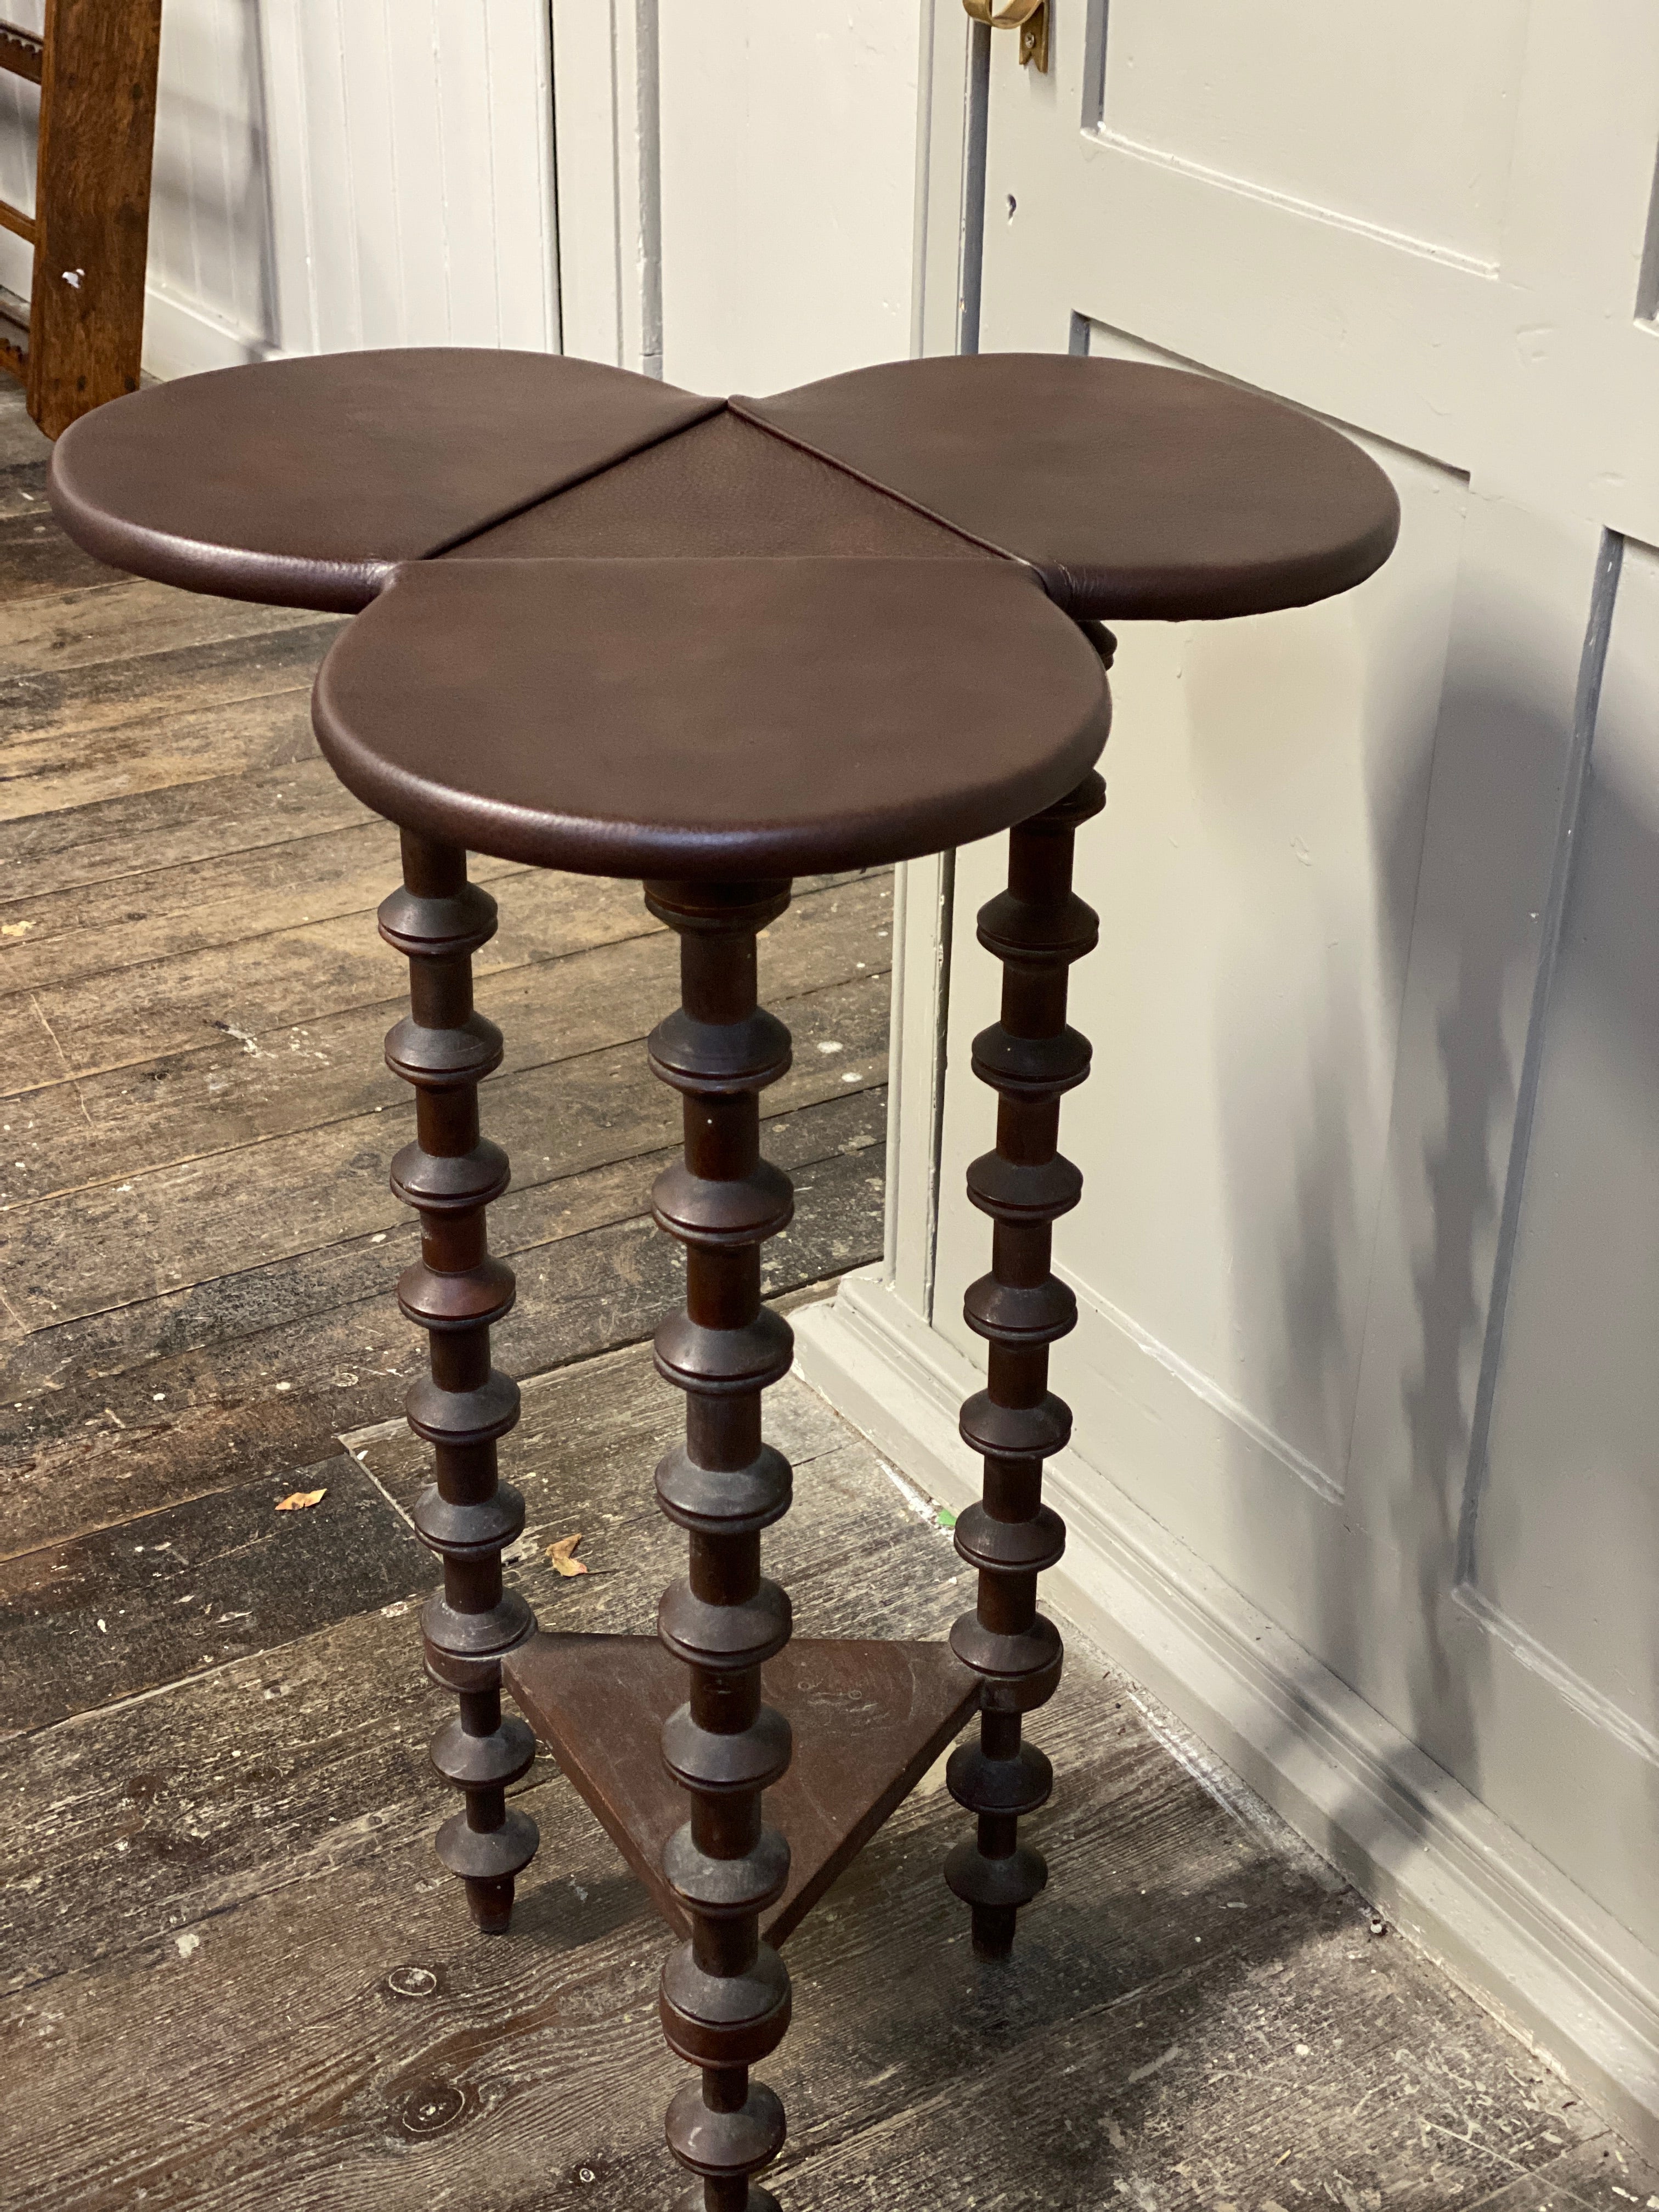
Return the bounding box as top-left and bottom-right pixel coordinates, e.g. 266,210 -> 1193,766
0,572 -> 321,680
0,968 -> 885,1321
3,1345 -> 1637,2212
0,503 -> 123,600
0,1098 -> 884,1556
0,463 -> 49,523
0,871 -> 886,1195
0,751 -> 369,898
0,625 -> 340,818
1,1451 -> 435,1730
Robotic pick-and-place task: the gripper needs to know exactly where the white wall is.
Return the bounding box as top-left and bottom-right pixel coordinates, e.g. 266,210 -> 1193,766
551,0 -> 928,393
656,1 -> 926,395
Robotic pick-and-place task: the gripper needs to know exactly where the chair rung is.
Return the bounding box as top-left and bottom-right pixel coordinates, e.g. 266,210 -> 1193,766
0,196 -> 35,246
0,20 -> 43,83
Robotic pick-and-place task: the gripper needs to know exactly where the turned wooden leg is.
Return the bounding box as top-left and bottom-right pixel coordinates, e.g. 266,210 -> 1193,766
947,771 -> 1107,1959
647,879 -> 796,2212
382,830 -> 538,1934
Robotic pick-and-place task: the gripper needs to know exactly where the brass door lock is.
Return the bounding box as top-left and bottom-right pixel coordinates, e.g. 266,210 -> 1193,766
962,0 -> 1049,73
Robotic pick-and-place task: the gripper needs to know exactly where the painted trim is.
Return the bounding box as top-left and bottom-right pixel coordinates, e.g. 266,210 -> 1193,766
793,1267 -> 1659,2162
956,21 -> 991,357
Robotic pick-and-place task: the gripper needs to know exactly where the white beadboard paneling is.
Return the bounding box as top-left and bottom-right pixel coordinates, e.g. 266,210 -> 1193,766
146,0 -> 283,361
0,0 -> 559,382
379,0 -> 443,348
296,4 -> 358,351
435,2 -> 501,347
257,0 -> 318,357
548,0 -> 630,368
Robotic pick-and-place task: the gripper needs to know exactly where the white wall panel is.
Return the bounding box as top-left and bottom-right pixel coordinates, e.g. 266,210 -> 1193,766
657,0 -> 925,395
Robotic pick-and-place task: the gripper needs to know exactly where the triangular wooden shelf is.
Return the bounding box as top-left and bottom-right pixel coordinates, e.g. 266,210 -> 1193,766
504,1632 -> 980,1945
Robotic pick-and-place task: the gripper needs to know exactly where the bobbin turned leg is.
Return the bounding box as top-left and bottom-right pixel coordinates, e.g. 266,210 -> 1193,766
381,831 -> 538,1934
647,879 -> 797,2212
947,771 -> 1107,1959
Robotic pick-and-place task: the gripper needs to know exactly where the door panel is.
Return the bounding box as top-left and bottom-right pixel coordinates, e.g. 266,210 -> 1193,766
1477,539 -> 1659,1723
1094,0 -> 1531,263
936,349 -> 1468,1509
933,0 -> 1659,1956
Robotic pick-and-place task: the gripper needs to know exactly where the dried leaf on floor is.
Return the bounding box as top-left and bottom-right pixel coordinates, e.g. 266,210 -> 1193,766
548,1532 -> 589,1578
275,1487 -> 328,1512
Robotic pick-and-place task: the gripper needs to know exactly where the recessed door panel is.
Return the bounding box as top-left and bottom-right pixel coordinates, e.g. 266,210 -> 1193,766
1095,0 -> 1530,263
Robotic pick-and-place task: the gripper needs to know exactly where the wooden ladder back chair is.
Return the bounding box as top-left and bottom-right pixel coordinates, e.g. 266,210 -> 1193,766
0,0 -> 163,439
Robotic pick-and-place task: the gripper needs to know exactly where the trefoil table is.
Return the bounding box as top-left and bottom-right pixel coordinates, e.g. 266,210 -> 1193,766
48,347 -> 1397,2208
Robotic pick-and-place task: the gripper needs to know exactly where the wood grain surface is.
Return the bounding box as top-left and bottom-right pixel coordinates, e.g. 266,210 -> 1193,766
26,0 -> 163,438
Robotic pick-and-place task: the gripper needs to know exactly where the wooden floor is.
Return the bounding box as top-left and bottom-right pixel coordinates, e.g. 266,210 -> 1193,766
1,377 -> 1651,2210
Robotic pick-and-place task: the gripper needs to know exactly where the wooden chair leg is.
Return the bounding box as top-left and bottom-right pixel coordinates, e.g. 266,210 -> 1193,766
646,878 -> 796,2212
947,770 -> 1107,1957
382,831 -> 537,1934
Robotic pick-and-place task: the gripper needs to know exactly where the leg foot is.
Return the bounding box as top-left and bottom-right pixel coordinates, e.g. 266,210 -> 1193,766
462,1875 -> 517,1936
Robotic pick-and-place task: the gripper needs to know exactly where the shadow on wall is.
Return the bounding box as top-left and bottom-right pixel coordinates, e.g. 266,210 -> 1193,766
1212,533 -> 1659,1946
1212,636 -> 1559,1831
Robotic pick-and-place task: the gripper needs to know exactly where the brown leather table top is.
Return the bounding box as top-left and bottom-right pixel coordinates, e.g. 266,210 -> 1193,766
46,346 -> 1398,876
47,346 -> 1398,622
46,349 -> 719,612
312,558 -> 1111,878
736,355 -> 1400,623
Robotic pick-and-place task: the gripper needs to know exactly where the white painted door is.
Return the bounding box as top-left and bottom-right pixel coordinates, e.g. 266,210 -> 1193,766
898,0 -> 1659,2032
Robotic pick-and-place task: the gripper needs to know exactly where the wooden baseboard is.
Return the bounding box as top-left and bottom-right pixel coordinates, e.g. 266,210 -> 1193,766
793,1266 -> 1659,2163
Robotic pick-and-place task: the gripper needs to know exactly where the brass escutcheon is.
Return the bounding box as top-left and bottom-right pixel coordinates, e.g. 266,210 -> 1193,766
962,0 -> 1049,72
